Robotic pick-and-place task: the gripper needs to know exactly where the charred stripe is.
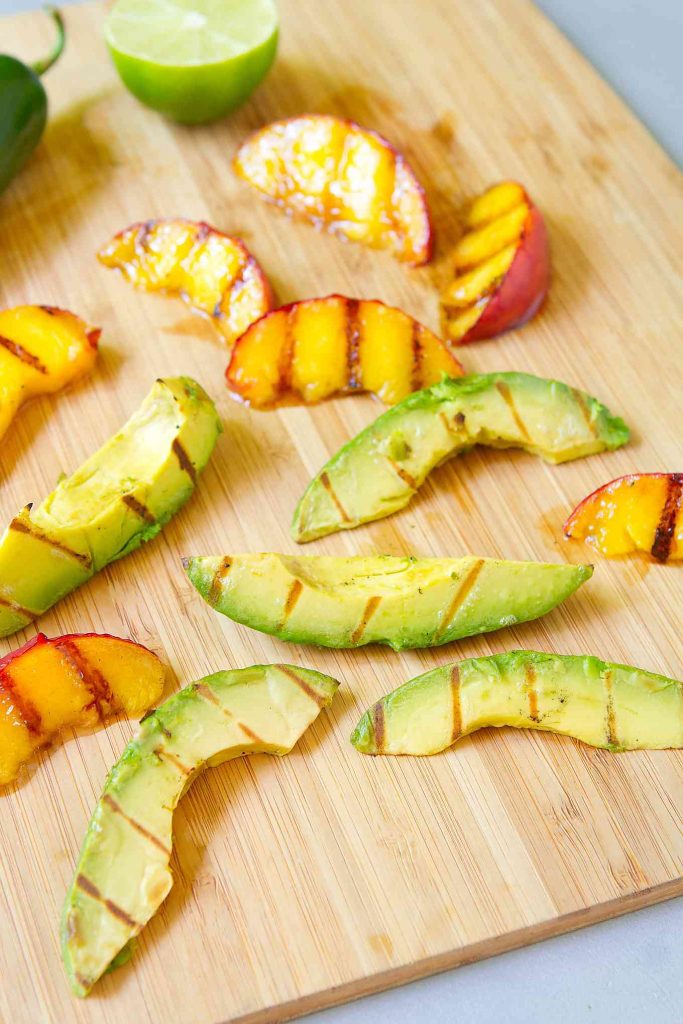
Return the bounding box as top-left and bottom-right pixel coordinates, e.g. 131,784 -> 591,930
411,321 -> 424,391
207,557 -> 232,605
0,668 -> 42,735
75,874 -> 138,928
102,794 -> 171,856
8,515 -> 92,567
278,578 -> 303,629
603,669 -> 618,747
385,457 -> 418,491
0,335 -> 48,374
435,559 -> 485,640
450,664 -> 462,744
350,595 -> 382,644
495,380 -> 531,441
345,298 -> 362,390
651,474 -> 683,563
276,665 -> 326,707
122,494 -> 156,524
320,472 -> 350,522
172,438 -> 197,485
57,639 -> 114,717
524,662 -> 539,723
372,702 -> 386,754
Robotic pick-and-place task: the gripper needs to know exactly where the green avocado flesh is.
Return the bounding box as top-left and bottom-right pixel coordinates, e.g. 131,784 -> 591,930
0,377 -> 221,637
351,650 -> 683,755
61,663 -> 339,997
184,553 -> 593,650
291,372 -> 629,542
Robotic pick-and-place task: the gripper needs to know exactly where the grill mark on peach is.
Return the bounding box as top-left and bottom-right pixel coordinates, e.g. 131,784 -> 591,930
86,327 -> 101,349
0,668 -> 42,735
651,474 -> 683,563
524,662 -> 539,723
320,472 -> 350,522
8,516 -> 92,567
450,665 -> 462,744
122,494 -> 156,524
39,305 -> 60,316
411,321 -> 423,391
75,874 -> 138,928
277,305 -> 297,396
102,794 -> 171,856
172,438 -> 197,485
350,596 -> 382,644
57,639 -> 114,717
572,389 -> 598,437
495,380 -> 530,441
345,298 -> 362,390
372,702 -> 386,753
0,334 -> 48,374
207,556 -> 232,605
153,745 -> 193,776
278,579 -> 303,630
276,664 -> 326,707
384,457 -> 418,491
434,559 -> 485,640
0,594 -> 36,621
603,670 -> 618,747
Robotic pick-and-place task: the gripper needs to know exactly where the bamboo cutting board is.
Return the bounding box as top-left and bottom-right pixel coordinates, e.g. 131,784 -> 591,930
1,1 -> 682,1022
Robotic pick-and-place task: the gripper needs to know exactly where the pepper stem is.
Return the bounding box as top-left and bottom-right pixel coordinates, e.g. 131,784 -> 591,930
31,7 -> 66,77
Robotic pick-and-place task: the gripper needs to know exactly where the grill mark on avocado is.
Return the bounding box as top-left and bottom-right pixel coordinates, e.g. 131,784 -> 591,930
0,594 -> 37,622
102,794 -> 171,856
208,557 -> 232,604
278,579 -> 303,629
384,457 -> 418,491
195,682 -> 266,743
651,474 -> 683,562
450,665 -> 462,743
345,298 -> 362,390
411,321 -> 423,391
276,665 -> 326,707
524,662 -> 539,723
153,745 -> 193,776
75,874 -> 138,928
57,639 -> 114,717
320,472 -> 350,522
350,596 -> 382,644
603,670 -> 618,747
571,389 -> 598,437
8,516 -> 92,567
122,494 -> 156,524
495,380 -> 531,441
172,439 -> 197,485
434,559 -> 485,640
0,334 -> 48,374
0,667 -> 42,735
372,702 -> 386,753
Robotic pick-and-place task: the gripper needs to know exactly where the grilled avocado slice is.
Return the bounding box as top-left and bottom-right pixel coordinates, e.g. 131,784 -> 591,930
0,377 -> 221,637
292,372 -> 629,542
352,650 -> 683,754
184,552 -> 593,650
61,663 -> 339,996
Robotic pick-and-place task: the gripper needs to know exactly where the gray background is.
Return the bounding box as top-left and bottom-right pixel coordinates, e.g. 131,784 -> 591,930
2,0 -> 681,1021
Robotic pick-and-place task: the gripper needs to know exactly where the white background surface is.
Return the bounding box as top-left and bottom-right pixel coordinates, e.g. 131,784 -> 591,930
2,1 -> 681,1021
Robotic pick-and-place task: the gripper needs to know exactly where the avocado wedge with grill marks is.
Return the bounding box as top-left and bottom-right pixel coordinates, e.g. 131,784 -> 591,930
291,372 -> 629,542
351,650 -> 683,755
62,663 -> 339,997
0,377 -> 221,637
184,552 -> 593,650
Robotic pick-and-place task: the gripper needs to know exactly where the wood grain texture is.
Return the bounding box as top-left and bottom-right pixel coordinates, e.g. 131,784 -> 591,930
0,2 -> 682,1022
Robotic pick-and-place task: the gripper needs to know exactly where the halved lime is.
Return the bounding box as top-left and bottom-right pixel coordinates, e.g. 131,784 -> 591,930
104,0 -> 278,124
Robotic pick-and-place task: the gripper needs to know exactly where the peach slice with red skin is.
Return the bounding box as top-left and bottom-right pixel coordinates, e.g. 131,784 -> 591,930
0,632 -> 165,786
226,294 -> 464,408
97,219 -> 274,347
233,115 -> 433,265
441,181 -> 550,345
564,473 -> 683,562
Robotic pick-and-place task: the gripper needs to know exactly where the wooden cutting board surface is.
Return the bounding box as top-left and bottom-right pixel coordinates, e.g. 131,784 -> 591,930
1,1 -> 682,1022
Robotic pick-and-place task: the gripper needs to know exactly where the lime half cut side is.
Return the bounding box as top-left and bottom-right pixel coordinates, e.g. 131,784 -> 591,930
104,0 -> 279,124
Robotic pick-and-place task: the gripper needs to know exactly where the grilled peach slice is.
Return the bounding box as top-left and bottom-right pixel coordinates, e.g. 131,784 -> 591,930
0,632 -> 165,786
233,115 -> 432,265
441,181 -> 549,344
0,305 -> 99,442
564,473 -> 683,562
97,219 -> 273,347
226,295 -> 464,407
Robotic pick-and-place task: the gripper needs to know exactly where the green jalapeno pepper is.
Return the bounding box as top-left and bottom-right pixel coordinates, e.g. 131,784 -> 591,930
0,7 -> 65,196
